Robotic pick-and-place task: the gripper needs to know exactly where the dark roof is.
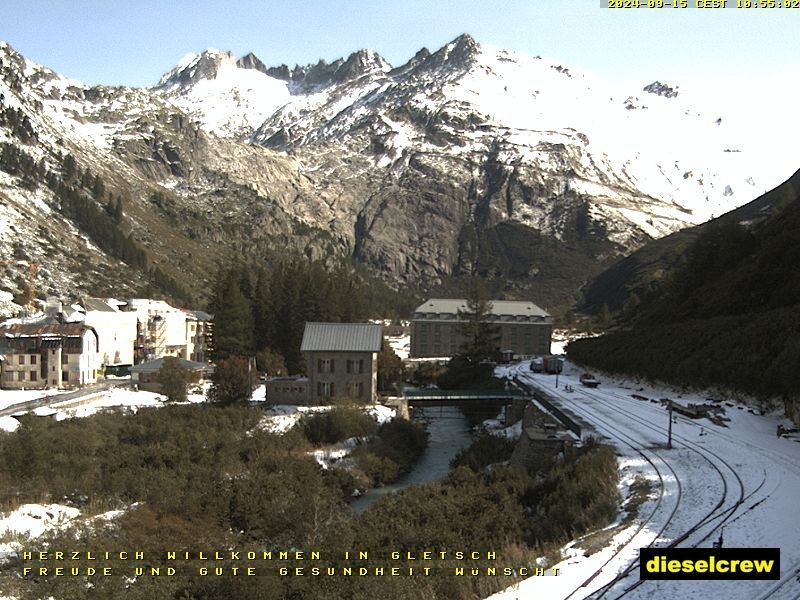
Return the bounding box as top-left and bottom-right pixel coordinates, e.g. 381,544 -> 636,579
130,357 -> 207,373
300,322 -> 382,353
0,323 -> 94,338
82,298 -> 116,312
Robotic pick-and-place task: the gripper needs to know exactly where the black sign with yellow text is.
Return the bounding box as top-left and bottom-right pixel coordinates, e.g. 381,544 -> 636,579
640,548 -> 780,580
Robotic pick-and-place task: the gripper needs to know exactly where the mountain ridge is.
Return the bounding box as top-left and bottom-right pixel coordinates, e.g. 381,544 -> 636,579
0,35 -> 795,314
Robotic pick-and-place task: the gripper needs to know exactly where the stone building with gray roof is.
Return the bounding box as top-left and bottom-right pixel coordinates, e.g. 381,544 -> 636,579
410,299 -> 553,358
300,322 -> 382,404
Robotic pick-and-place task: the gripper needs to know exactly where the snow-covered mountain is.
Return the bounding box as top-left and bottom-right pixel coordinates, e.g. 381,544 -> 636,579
0,35 -> 794,311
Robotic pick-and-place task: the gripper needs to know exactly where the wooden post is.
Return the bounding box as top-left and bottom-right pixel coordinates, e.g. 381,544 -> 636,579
667,401 -> 673,449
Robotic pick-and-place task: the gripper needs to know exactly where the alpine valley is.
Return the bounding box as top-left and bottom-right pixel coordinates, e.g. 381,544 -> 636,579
0,34 -> 793,313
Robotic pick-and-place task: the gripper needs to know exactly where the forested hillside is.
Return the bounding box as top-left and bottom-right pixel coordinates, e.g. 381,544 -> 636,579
569,171 -> 800,424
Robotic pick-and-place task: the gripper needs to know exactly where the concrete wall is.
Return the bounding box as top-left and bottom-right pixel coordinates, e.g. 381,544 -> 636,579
265,378 -> 310,405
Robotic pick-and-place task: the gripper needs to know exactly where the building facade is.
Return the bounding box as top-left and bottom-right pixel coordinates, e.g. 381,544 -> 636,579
81,298 -> 138,366
0,323 -> 100,389
301,322 -> 382,404
129,299 -> 212,364
410,299 -> 553,358
265,376 -> 310,405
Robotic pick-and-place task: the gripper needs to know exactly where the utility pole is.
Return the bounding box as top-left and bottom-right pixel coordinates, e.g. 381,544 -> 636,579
667,400 -> 673,449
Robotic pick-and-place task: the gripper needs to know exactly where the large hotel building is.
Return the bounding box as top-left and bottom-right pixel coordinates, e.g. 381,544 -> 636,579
410,298 -> 553,358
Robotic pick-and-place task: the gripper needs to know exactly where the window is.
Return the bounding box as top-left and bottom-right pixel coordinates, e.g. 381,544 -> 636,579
30,355 -> 37,365
29,371 -> 37,381
17,372 -> 24,382
19,355 -> 25,365
317,358 -> 335,374
347,359 -> 364,374
62,370 -> 69,382
318,382 -> 334,397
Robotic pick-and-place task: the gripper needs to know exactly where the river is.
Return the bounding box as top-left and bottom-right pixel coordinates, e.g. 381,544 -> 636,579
350,406 -> 474,513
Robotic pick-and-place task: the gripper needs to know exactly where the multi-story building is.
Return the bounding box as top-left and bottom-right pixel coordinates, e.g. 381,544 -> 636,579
410,298 -> 553,358
185,310 -> 212,363
0,323 -> 100,389
300,322 -> 382,404
81,298 -> 138,366
129,299 -> 212,364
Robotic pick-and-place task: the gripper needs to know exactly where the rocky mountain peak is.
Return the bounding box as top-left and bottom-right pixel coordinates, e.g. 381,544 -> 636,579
643,80 -> 679,98
420,33 -> 482,74
333,49 -> 391,82
236,52 -> 268,74
448,33 -> 481,62
155,49 -> 236,89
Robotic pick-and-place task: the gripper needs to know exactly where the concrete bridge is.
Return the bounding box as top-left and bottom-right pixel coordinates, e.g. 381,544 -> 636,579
402,387 -> 529,422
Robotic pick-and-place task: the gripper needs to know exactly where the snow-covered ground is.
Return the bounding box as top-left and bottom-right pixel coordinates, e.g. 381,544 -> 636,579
0,382 -> 221,432
0,388 -> 67,412
488,361 -> 800,600
387,333 -> 410,361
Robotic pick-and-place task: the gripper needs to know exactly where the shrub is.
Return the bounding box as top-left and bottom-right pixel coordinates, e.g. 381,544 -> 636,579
301,406 -> 378,446
208,356 -> 253,405
451,433 -> 516,471
157,357 -> 192,402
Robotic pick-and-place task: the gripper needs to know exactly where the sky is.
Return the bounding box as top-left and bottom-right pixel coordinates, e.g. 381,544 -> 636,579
0,0 -> 798,92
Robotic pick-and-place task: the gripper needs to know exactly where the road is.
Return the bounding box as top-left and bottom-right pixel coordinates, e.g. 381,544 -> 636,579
0,379 -> 130,418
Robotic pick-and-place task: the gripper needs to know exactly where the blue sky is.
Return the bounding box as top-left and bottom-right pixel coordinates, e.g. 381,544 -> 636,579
0,0 -> 797,89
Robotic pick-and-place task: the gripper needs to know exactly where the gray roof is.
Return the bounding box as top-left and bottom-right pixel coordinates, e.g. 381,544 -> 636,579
189,310 -> 213,321
414,299 -> 550,317
300,322 -> 382,352
82,298 -> 116,312
131,357 -> 207,373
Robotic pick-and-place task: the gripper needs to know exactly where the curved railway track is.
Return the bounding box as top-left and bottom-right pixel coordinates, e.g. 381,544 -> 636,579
510,364 -> 779,599
510,366 -> 683,599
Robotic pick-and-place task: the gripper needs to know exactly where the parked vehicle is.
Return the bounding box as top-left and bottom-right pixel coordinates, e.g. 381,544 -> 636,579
580,373 -> 600,387
544,356 -> 564,374
530,357 -> 544,372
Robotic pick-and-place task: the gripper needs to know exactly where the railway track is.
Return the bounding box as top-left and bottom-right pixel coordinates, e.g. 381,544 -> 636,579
510,363 -> 792,600
511,367 -> 683,599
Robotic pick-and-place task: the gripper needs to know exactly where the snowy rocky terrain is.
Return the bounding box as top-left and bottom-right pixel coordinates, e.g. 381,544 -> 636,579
1,35 -> 796,309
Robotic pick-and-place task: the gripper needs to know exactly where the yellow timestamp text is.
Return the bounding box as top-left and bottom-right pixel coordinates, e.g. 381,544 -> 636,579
607,0 -> 800,7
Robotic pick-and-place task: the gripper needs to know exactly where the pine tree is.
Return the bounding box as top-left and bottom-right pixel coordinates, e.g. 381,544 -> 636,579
209,268 -> 254,360
252,268 -> 271,351
457,278 -> 500,363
